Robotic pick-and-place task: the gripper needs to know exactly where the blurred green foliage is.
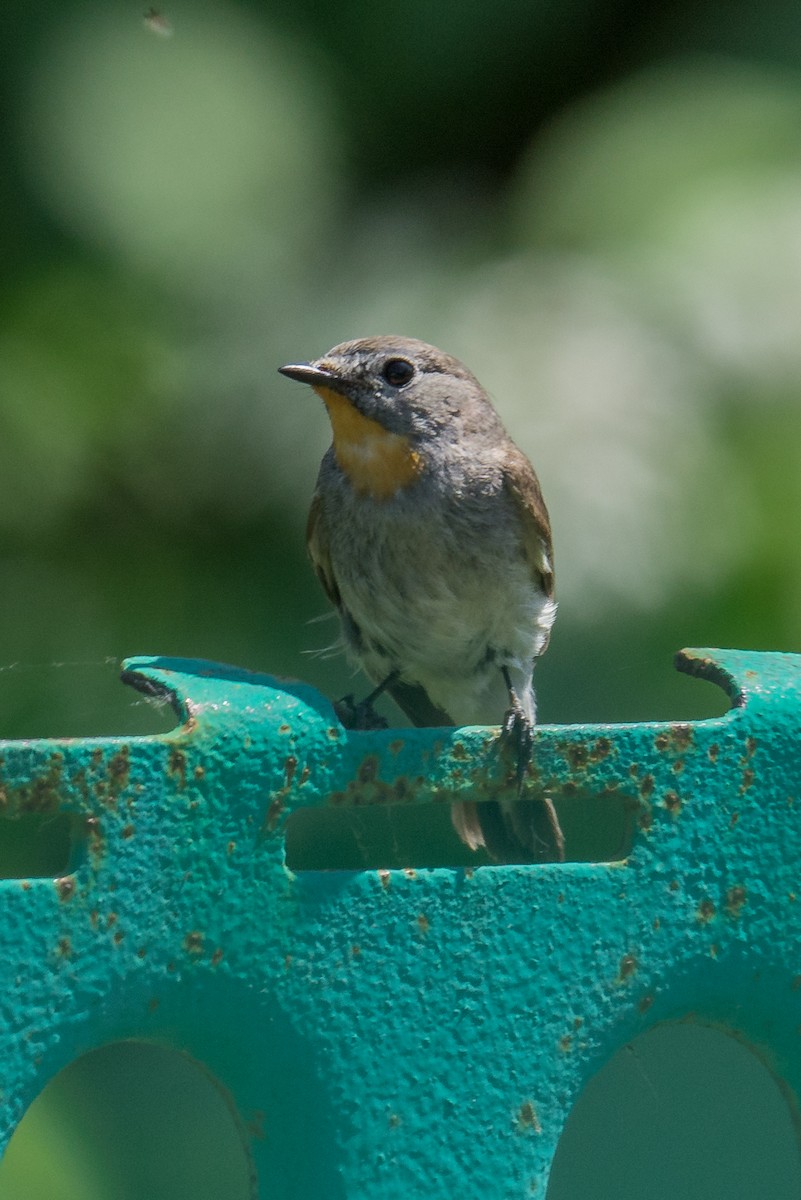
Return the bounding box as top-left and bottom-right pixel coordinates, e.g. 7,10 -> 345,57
3,0 -> 801,1193
3,0 -> 801,740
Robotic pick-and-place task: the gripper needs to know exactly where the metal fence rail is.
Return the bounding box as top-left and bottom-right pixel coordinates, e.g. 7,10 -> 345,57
0,647 -> 799,1197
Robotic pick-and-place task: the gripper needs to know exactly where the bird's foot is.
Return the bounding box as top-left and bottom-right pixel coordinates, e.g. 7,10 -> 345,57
334,693 -> 389,731
334,671 -> 399,731
500,698 -> 533,795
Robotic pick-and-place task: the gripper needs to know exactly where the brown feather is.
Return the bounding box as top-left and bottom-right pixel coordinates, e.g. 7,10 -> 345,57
501,445 -> 554,602
306,491 -> 341,610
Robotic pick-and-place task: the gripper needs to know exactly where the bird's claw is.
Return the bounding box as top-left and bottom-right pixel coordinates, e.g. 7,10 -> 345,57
334,693 -> 389,731
500,701 -> 534,795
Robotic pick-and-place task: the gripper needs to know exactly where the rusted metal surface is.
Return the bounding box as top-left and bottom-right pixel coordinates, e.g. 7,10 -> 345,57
1,648 -> 800,1196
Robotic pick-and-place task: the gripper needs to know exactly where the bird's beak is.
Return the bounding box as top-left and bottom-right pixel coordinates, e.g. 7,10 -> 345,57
278,362 -> 338,388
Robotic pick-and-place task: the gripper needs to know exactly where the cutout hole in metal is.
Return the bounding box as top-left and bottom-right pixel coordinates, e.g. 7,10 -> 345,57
284,789 -> 635,871
547,1021 -> 801,1200
0,1040 -> 255,1200
0,811 -> 86,880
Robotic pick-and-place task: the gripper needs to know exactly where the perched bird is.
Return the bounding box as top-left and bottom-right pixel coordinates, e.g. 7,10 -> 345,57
279,336 -> 563,862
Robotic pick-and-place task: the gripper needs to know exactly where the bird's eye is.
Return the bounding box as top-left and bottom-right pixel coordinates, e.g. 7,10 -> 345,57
381,358 -> 414,387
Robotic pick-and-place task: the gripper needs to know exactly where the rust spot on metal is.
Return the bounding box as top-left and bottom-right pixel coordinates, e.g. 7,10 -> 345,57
121,823 -> 135,839
672,759 -> 684,774
640,774 -> 654,799
358,756 -> 379,784
708,743 -> 720,763
390,776 -> 409,801
211,947 -> 223,967
378,868 -> 391,889
671,724 -> 693,750
464,867 -> 474,880
417,913 -> 430,935
107,912 -> 118,929
86,816 -> 104,861
300,765 -> 310,784
669,879 -> 680,891
725,885 -> 747,917
638,994 -> 654,1014
167,747 -> 187,789
7,755 -> 67,815
451,741 -> 468,760
107,746 -> 131,794
194,765 -> 205,781
55,876 -> 75,902
696,898 -> 716,922
265,795 -> 286,832
227,840 -> 236,855
790,892 -> 797,903
730,811 -> 740,828
19,880 -> 30,891
137,946 -> 147,959
403,868 -> 417,880
745,736 -> 758,757
618,953 -> 637,981
184,930 -> 204,955
326,726 -> 340,739
564,742 -> 588,770
629,763 -> 640,779
56,936 -> 72,958
739,768 -> 755,794
351,944 -> 361,957
590,737 -> 613,762
709,943 -> 719,958
90,909 -> 99,928
283,756 -> 297,786
113,930 -> 124,946
663,791 -> 682,815
652,917 -> 660,931
388,1112 -> 401,1128
574,1017 -> 583,1029
279,723 -> 291,735
284,954 -> 292,970
558,1035 -> 572,1053
655,725 -> 694,755
517,1101 -> 541,1133
637,805 -> 653,831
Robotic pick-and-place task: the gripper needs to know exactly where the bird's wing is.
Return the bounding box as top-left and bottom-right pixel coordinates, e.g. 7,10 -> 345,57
501,445 -> 554,603
306,491 -> 341,610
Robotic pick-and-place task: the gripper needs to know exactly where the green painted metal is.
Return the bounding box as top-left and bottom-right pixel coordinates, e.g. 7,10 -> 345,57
1,647 -> 800,1196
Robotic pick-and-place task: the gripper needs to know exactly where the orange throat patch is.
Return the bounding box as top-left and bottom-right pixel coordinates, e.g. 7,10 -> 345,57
314,385 -> 423,499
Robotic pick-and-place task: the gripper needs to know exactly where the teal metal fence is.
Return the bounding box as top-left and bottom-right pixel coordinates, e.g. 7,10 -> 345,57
0,647 -> 799,1196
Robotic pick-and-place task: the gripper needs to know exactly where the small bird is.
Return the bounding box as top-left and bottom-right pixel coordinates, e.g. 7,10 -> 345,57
279,336 -> 563,863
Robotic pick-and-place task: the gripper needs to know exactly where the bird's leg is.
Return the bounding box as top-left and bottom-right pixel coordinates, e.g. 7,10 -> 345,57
334,670 -> 399,731
500,666 -> 533,794
499,666 -> 565,863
